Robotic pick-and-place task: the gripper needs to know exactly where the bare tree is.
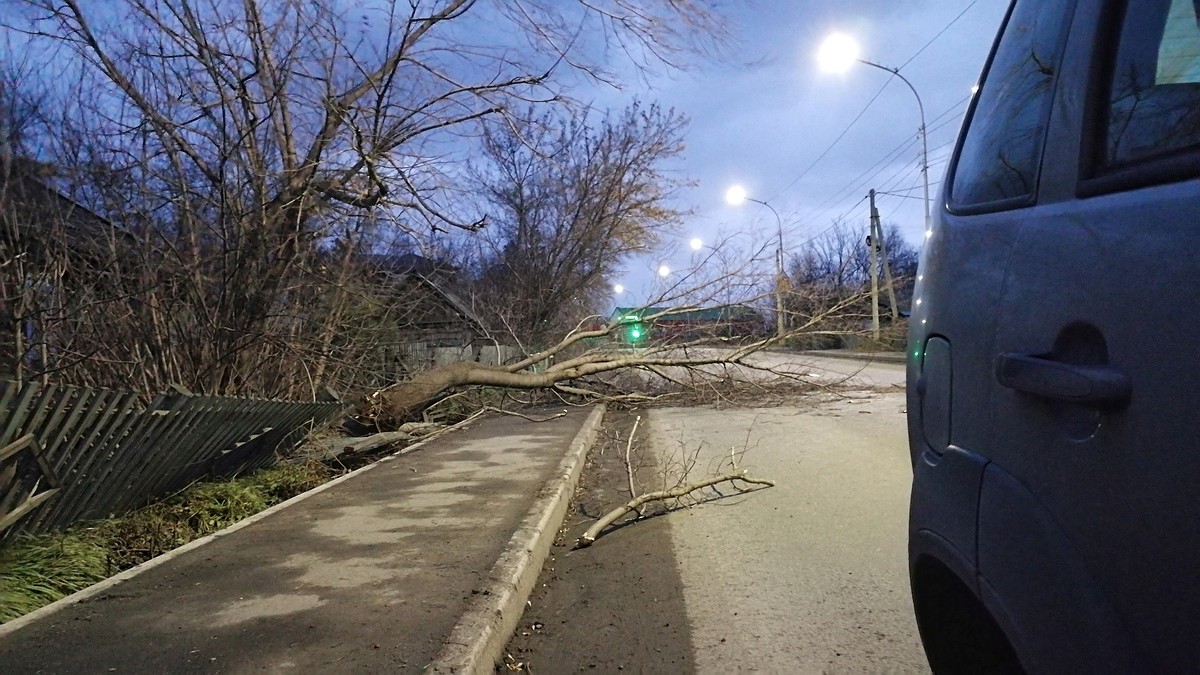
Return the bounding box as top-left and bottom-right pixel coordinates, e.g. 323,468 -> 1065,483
472,103 -> 686,346
363,267 -> 873,428
3,2 -> 881,433
789,218 -> 872,292
1,0 -> 730,398
881,223 -> 920,302
784,219 -> 919,348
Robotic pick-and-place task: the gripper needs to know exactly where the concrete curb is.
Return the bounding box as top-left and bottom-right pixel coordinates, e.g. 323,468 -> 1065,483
428,403 -> 607,674
0,423 -> 461,639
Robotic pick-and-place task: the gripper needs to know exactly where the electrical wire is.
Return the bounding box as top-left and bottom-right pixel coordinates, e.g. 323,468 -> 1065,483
792,96 -> 968,233
898,0 -> 981,69
784,195 -> 869,251
801,95 -> 967,214
767,0 -> 982,204
767,80 -> 893,202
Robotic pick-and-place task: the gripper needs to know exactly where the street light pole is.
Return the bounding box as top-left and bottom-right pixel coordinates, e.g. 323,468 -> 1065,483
747,197 -> 786,341
856,60 -> 931,232
818,34 -> 932,233
725,186 -> 787,340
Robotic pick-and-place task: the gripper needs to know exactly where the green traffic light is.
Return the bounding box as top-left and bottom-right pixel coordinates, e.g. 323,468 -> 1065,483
625,322 -> 648,343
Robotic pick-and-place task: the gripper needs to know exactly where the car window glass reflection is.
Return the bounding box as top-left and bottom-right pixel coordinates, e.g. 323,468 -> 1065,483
1107,0 -> 1200,165
950,0 -> 1069,208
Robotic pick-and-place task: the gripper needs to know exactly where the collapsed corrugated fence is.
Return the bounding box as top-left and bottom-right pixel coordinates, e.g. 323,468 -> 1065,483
0,380 -> 347,538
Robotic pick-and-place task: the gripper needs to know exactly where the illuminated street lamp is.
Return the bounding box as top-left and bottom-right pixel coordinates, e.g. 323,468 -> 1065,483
657,264 -> 671,278
818,32 -> 931,234
613,283 -> 624,294
690,237 -> 704,251
725,185 -> 786,340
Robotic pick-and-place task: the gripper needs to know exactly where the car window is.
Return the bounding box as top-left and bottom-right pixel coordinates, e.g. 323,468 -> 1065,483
1106,0 -> 1200,167
949,0 -> 1073,209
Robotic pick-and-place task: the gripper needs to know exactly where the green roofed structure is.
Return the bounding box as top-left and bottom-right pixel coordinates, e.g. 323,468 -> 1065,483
608,305 -> 765,343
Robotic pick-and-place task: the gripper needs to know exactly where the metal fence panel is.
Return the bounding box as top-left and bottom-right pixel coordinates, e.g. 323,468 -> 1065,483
0,381 -> 346,538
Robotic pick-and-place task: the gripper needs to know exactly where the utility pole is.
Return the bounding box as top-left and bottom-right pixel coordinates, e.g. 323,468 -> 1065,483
775,244 -> 786,340
724,187 -> 786,340
871,192 -> 899,325
866,189 -> 900,341
868,189 -> 881,341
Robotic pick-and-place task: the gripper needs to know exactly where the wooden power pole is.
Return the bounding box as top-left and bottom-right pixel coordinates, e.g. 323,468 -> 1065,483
867,189 -> 899,341
868,189 -> 881,340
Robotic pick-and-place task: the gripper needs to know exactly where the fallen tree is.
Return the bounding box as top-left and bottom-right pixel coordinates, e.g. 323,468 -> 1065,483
358,284 -> 871,428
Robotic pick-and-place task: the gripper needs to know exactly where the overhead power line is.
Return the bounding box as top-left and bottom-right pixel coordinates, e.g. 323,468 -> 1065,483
768,0 -> 983,204
792,95 -> 969,231
767,80 -> 892,201
899,0 -> 981,69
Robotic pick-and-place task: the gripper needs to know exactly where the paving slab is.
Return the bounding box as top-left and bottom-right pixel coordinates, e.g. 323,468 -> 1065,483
0,407 -> 600,674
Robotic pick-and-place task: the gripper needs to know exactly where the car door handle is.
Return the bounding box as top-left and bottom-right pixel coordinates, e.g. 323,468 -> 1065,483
995,353 -> 1131,406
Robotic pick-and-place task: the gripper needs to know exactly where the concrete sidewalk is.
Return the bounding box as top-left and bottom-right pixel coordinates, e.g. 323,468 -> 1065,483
0,406 -> 604,674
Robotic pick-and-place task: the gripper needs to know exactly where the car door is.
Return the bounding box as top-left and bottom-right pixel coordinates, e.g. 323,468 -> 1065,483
982,1 -> 1200,671
906,0 -> 1077,664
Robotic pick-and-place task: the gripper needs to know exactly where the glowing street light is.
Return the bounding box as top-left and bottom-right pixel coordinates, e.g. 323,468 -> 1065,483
817,32 -> 860,73
613,283 -> 624,294
657,264 -> 671,278
818,32 -> 931,233
690,237 -> 704,251
724,185 -> 747,206
725,184 -> 786,340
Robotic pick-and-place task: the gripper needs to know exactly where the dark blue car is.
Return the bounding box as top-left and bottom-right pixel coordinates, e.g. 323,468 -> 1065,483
908,0 -> 1200,671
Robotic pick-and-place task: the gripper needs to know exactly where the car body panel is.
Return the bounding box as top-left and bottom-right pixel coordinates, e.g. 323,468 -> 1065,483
987,184 -> 1200,671
909,446 -> 987,570
983,0 -> 1200,669
904,0 -> 1200,670
976,463 -> 1142,673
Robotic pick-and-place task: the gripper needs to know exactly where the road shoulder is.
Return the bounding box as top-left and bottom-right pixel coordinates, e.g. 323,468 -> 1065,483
501,408 -> 695,673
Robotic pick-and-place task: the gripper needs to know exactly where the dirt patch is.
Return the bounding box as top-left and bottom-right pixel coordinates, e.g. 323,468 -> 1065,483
499,408 -> 695,673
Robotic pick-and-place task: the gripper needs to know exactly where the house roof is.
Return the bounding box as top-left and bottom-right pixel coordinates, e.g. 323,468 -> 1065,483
0,157 -> 130,254
358,253 -> 488,335
410,272 -> 488,335
357,252 -> 451,276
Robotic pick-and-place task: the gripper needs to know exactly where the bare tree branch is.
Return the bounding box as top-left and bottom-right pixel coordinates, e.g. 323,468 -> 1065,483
576,470 -> 775,547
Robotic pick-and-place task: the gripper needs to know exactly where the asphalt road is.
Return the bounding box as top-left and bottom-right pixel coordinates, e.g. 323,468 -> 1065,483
761,351 -> 907,388
647,364 -> 925,672
633,346 -> 908,391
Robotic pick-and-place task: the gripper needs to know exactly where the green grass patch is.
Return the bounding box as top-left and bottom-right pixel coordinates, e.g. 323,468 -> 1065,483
0,459 -> 335,624
0,532 -> 109,623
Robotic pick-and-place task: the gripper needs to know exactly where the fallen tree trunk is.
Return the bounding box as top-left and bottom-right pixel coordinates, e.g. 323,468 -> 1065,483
363,299 -> 867,429
338,431 -> 413,455
372,336 -> 775,427
326,422 -> 448,458
575,470 -> 775,548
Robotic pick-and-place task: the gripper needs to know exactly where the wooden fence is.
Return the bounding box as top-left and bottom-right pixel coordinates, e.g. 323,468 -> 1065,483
0,381 -> 346,538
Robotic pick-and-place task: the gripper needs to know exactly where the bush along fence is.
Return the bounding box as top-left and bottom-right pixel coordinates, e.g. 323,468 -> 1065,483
0,380 -> 347,539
